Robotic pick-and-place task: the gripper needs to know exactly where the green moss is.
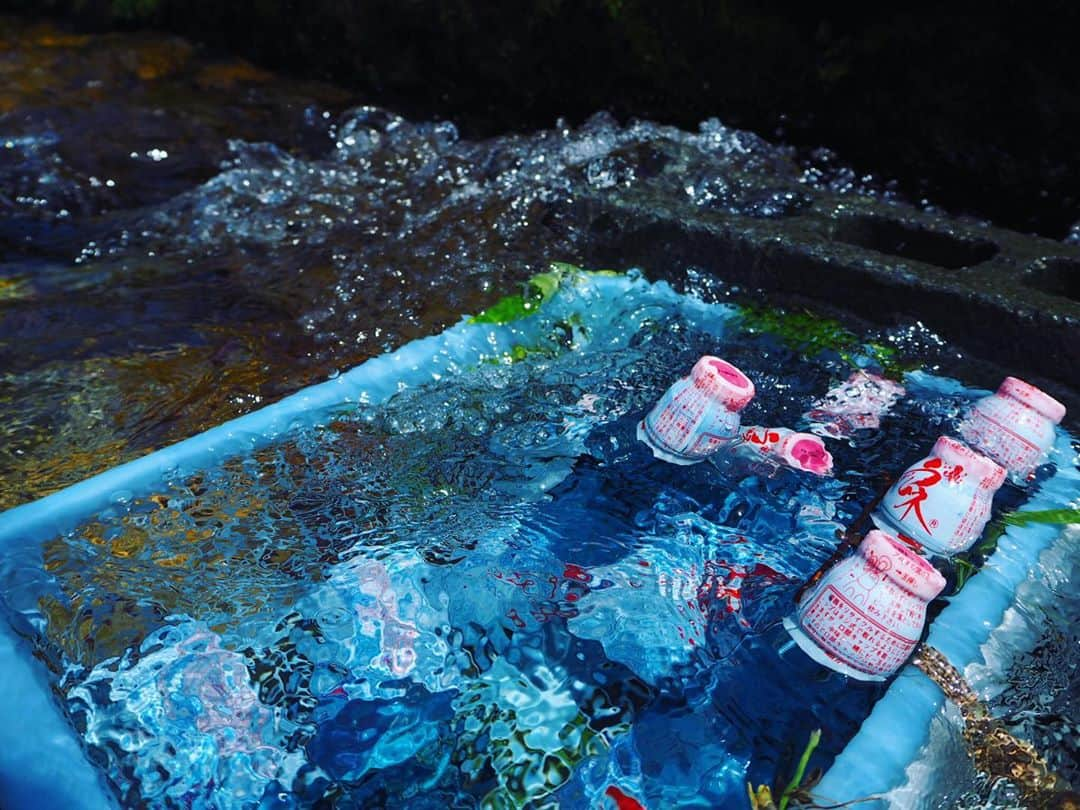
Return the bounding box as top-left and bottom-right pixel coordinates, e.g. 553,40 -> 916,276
735,304 -> 911,376
483,342 -> 558,366
468,293 -> 541,325
469,270 -> 560,325
468,262 -> 620,325
470,262 -> 617,363
548,260 -> 620,278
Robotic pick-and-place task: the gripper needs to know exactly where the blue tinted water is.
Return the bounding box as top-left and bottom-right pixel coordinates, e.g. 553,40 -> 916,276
0,275 -> 1062,808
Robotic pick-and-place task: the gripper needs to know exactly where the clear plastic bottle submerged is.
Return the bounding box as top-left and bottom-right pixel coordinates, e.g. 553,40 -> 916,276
637,355 -> 755,465
783,530 -> 946,681
873,436 -> 1006,556
959,377 -> 1066,481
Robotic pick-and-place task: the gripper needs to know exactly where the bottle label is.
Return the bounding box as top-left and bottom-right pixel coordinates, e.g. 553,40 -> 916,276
961,407 -> 1043,473
642,377 -> 737,459
800,584 -> 919,676
879,454 -> 991,553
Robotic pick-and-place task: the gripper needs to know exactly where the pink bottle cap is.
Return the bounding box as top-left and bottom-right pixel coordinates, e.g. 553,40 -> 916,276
690,356 -> 755,410
933,436 -> 1006,489
779,432 -> 833,476
860,530 -> 946,602
998,377 -> 1066,425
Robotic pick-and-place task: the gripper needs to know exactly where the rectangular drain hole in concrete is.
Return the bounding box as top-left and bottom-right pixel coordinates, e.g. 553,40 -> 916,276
832,215 -> 999,269
1024,257 -> 1080,302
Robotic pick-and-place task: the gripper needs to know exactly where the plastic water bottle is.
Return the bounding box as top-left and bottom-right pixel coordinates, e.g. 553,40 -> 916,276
873,436 -> 1005,556
959,377 -> 1065,481
783,529 -> 946,681
637,356 -> 755,465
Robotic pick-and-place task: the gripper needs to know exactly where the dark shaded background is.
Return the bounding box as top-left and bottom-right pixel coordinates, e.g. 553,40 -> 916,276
4,0 -> 1079,238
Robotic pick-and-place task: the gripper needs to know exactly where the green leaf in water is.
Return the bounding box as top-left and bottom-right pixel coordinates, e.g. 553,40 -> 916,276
950,510 -> 1078,595
777,728 -> 821,810
953,558 -> 978,592
528,268 -> 563,300
1003,508 -> 1080,527
949,519 -> 1007,594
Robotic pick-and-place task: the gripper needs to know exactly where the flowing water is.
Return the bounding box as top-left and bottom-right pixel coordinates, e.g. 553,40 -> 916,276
0,272 -> 1012,807
0,16 -> 1077,809
0,14 -> 905,512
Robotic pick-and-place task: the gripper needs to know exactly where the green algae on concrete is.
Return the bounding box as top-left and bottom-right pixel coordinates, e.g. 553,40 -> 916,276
469,263 -> 618,325
735,303 -> 910,376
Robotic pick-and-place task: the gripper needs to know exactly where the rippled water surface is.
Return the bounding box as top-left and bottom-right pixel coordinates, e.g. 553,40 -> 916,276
2,269 -> 1072,807
1,16 -> 1077,810
0,275 -> 962,806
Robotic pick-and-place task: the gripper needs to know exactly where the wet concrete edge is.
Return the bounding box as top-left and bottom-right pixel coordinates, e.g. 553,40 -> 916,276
581,193 -> 1080,420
